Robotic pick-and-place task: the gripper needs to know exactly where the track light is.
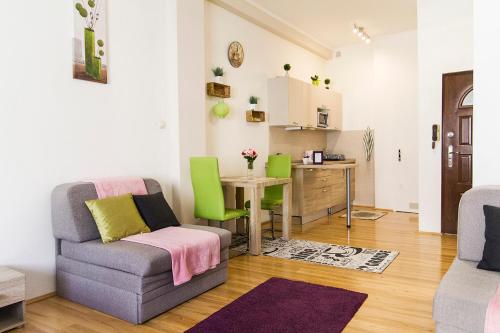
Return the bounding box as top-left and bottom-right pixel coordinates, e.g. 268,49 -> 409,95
352,24 -> 371,45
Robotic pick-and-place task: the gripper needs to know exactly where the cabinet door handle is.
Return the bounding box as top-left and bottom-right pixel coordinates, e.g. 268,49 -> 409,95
322,189 -> 328,192
322,178 -> 327,182
306,169 -> 314,172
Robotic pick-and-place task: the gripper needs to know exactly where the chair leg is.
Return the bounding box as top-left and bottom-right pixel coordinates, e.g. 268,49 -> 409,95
270,211 -> 275,240
219,221 -> 223,229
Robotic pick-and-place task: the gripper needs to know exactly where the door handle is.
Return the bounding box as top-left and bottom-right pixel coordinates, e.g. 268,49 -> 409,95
448,145 -> 454,168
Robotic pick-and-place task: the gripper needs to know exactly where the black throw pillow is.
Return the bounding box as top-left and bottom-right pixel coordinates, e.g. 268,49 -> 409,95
133,192 -> 180,231
477,205 -> 500,271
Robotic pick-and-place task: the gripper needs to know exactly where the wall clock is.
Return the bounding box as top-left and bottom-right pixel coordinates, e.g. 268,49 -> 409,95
228,41 -> 244,68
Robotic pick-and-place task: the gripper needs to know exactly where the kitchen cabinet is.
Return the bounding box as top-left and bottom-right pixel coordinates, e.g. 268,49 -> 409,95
268,76 -> 342,130
268,77 -> 311,127
292,165 -> 355,224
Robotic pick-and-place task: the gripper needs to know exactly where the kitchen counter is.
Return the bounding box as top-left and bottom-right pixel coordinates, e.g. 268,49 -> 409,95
292,159 -> 356,169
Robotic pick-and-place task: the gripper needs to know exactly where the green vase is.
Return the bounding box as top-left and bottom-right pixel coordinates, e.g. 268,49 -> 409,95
84,28 -> 95,76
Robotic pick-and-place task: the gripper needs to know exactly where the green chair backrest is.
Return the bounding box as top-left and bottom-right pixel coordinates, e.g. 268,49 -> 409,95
189,157 -> 226,221
264,154 -> 292,202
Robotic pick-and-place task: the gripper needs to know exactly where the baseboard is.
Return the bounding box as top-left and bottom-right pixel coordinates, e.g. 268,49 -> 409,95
27,292 -> 56,304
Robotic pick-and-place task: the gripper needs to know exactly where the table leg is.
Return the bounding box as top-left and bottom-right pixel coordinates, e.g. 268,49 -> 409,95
282,182 -> 292,240
249,185 -> 262,255
346,168 -> 352,228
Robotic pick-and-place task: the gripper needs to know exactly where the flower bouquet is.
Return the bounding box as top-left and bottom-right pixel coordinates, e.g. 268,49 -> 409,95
242,148 -> 258,178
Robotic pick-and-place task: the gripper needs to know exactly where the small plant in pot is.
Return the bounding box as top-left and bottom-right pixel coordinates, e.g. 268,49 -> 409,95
311,75 -> 320,86
324,78 -> 331,89
249,96 -> 259,110
284,63 -> 291,76
212,67 -> 224,83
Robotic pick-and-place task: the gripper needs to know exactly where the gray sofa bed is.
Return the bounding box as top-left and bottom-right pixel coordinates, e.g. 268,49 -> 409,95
433,186 -> 500,333
51,179 -> 232,324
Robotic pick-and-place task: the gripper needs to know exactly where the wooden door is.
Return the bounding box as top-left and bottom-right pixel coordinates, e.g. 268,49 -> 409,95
442,71 -> 473,234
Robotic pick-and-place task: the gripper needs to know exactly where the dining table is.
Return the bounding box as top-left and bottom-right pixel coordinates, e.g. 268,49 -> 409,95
220,176 -> 292,255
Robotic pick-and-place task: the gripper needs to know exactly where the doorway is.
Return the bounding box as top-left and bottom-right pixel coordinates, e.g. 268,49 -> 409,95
441,71 -> 473,234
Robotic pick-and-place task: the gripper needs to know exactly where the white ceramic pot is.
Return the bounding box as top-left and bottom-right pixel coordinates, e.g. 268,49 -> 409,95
249,104 -> 257,110
302,158 -> 309,165
214,76 -> 222,84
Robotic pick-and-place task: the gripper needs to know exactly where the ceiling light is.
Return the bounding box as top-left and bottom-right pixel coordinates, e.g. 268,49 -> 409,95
352,23 -> 371,45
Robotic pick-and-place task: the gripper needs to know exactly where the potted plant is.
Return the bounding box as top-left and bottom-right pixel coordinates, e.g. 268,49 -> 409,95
311,75 -> 320,86
212,67 -> 224,83
284,63 -> 291,76
324,78 -> 331,89
249,96 -> 259,110
242,148 -> 258,178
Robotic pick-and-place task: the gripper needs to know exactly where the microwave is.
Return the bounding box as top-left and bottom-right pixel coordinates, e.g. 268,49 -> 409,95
317,108 -> 329,128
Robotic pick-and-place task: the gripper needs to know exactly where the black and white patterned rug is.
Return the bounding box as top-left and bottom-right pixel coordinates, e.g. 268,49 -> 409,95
233,238 -> 399,273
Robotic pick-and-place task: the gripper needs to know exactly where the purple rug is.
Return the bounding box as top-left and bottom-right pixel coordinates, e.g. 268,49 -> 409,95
185,277 -> 367,333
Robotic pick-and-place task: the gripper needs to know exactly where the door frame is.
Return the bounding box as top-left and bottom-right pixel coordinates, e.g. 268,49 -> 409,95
441,70 -> 473,233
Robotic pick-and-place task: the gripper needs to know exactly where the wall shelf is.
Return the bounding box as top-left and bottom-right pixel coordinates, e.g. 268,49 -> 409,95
206,82 -> 231,98
246,110 -> 266,122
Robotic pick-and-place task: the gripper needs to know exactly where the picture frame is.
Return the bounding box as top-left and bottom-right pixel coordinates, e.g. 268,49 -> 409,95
312,151 -> 324,165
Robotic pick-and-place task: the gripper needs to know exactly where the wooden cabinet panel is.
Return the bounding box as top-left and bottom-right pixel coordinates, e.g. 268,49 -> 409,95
288,78 -> 311,127
268,77 -> 342,129
292,167 -> 355,219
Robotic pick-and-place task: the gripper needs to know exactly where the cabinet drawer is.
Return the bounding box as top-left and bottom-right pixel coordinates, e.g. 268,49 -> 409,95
303,168 -> 332,179
0,284 -> 25,307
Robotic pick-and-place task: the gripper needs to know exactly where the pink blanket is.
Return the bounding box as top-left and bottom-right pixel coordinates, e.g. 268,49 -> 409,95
485,285 -> 500,333
90,177 -> 148,199
122,227 -> 220,286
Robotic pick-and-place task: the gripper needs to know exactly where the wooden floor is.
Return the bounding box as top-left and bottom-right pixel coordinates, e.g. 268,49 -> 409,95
21,211 -> 456,333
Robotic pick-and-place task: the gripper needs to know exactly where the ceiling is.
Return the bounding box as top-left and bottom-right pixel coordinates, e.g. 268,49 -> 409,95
250,0 -> 417,49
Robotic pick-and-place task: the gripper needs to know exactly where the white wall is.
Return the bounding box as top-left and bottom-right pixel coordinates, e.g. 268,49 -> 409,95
474,1 -> 500,186
175,0 -> 206,224
0,0 -> 177,299
417,0 -> 473,232
325,30 -> 418,212
205,2 -> 326,177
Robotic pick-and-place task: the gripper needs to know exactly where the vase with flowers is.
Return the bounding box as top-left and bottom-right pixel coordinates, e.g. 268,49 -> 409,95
241,148 -> 258,178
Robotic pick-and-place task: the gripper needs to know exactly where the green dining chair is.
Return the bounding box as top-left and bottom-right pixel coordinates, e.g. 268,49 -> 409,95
190,157 -> 249,241
245,154 -> 292,239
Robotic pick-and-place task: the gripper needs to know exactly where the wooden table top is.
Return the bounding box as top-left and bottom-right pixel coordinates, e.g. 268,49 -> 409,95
292,162 -> 357,170
220,176 -> 292,188
0,267 -> 24,283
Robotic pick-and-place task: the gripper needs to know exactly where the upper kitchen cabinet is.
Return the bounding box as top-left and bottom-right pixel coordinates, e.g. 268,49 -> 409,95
268,76 -> 343,130
310,87 -> 343,131
268,77 -> 311,127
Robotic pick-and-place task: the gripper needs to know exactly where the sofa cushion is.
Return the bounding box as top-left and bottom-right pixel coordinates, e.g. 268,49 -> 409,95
478,205 -> 500,272
85,193 -> 151,243
61,225 -> 232,277
433,258 -> 500,332
133,192 -> 180,231
52,179 -> 162,243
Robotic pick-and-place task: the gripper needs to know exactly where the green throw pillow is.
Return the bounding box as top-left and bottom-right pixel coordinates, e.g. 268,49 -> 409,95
85,193 -> 150,243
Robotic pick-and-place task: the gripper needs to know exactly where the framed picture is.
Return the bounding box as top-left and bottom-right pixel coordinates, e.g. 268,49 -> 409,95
313,151 -> 324,165
73,0 -> 108,84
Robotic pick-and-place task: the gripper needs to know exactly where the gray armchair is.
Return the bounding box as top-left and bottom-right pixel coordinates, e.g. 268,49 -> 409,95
433,186 -> 500,332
